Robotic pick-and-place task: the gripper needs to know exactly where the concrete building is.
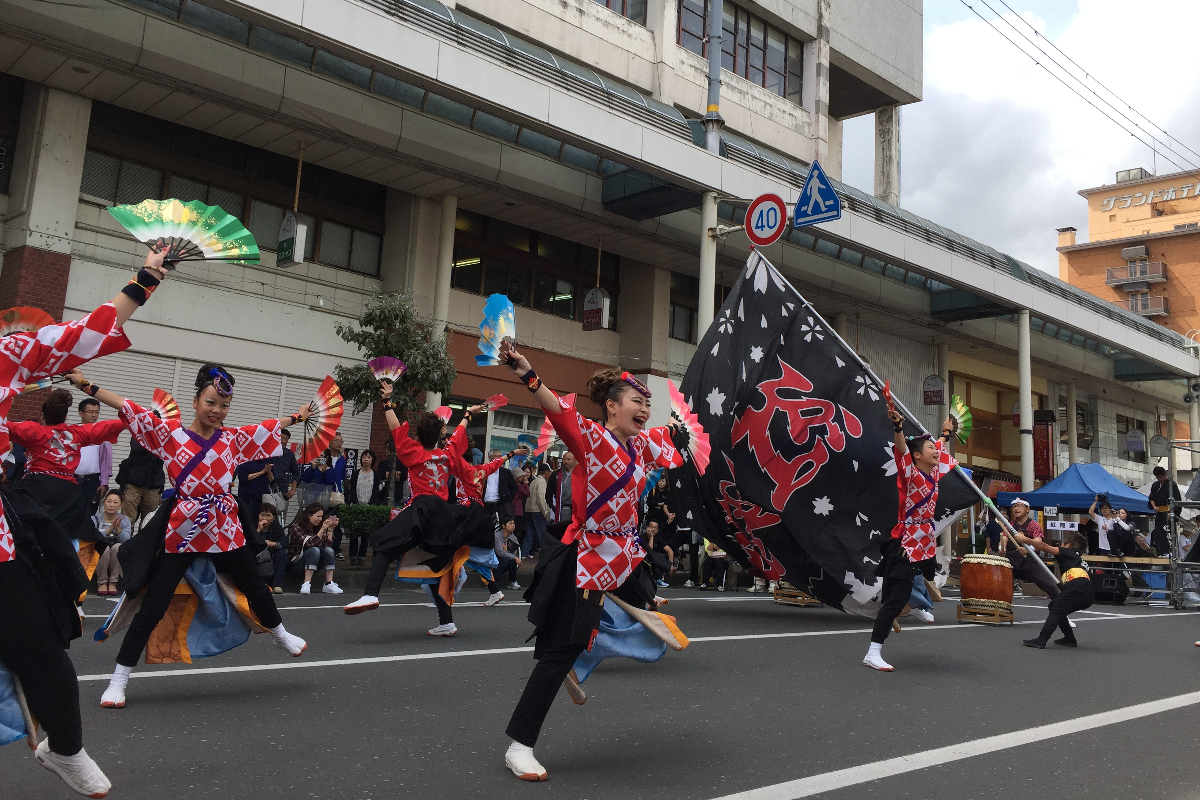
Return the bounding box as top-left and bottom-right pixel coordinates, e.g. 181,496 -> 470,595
1058,166 -> 1200,477
0,0 -> 1193,495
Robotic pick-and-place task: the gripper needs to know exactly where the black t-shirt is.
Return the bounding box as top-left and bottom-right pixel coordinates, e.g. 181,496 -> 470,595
1057,547 -> 1083,573
983,520 -> 1002,549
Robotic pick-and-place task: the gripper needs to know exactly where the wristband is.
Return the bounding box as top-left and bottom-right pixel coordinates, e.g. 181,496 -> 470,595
83,382 -> 100,397
520,368 -> 540,392
892,422 -> 905,433
137,268 -> 162,289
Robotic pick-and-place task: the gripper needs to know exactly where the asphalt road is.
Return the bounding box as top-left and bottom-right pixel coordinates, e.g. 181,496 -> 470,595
4,585 -> 1199,800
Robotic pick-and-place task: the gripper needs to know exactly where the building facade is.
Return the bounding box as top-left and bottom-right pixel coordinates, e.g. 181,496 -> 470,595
0,0 -> 1192,495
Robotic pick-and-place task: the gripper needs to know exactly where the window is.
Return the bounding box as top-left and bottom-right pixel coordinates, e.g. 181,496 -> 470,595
682,0 -> 803,104
181,1 -> 250,44
251,27 -> 314,68
317,221 -> 352,268
1117,414 -> 1146,463
670,303 -> 695,343
314,50 -> 372,89
669,271 -> 699,343
593,0 -> 646,24
451,211 -> 618,324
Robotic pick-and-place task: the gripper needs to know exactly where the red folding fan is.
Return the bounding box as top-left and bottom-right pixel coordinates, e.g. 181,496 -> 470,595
534,392 -> 575,456
0,306 -> 54,337
150,388 -> 181,422
433,406 -> 453,423
667,380 -> 710,475
299,376 -> 344,463
484,393 -> 508,411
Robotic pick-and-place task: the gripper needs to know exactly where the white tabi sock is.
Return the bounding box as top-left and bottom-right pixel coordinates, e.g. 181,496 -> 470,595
269,623 -> 287,637
867,642 -> 882,658
110,664 -> 131,688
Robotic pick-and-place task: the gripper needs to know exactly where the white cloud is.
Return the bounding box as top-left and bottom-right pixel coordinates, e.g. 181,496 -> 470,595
841,1 -> 1200,273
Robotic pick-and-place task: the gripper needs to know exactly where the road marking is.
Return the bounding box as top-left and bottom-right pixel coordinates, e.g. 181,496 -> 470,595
709,688 -> 1200,800
75,608 -> 1195,682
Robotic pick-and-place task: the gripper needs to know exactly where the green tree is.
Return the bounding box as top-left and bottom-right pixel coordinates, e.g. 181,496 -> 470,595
333,289 -> 457,418
334,290 -> 457,506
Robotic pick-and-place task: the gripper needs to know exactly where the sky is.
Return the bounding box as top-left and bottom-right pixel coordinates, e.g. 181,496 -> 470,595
839,0 -> 1200,274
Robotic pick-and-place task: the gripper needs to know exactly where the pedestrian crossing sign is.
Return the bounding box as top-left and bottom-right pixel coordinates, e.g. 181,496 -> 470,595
792,160 -> 841,227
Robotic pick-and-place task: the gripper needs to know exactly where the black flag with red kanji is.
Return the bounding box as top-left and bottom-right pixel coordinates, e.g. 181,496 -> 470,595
673,252 -> 977,614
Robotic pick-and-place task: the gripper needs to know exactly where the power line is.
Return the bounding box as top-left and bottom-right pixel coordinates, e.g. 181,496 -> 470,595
959,1 -> 1200,183
992,0 -> 1200,170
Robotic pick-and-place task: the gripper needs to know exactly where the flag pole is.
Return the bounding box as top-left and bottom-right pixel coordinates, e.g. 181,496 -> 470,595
749,250 -> 1059,586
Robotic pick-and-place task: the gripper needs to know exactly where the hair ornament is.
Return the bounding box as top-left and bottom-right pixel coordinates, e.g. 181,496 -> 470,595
208,367 -> 234,397
620,371 -> 652,398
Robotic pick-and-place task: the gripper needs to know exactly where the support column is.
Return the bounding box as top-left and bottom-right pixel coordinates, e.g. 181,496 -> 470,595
873,105 -> 901,206
0,84 -> 91,320
937,342 -> 950,429
1191,397 -> 1200,473
1066,382 -> 1078,464
832,312 -> 848,340
1167,411 -> 1178,481
697,191 -> 718,338
1017,310 -> 1034,491
802,0 -> 831,166
426,193 -> 456,411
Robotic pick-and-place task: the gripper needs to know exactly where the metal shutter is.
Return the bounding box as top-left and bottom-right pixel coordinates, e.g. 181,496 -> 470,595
64,352 -> 371,471
62,350 -> 180,468
855,325 -> 940,432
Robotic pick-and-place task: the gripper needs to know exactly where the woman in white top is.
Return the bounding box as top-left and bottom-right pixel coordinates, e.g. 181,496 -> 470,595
1089,495 -> 1119,553
345,449 -> 381,565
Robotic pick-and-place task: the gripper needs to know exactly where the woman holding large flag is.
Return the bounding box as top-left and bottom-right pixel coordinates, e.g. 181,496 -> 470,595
494,341 -> 687,782
0,250 -> 169,797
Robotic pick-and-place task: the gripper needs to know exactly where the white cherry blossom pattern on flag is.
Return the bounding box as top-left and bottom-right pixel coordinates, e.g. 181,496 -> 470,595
855,374 -> 880,401
706,387 -> 726,417
750,345 -> 764,363
800,316 -> 824,342
812,496 -> 834,516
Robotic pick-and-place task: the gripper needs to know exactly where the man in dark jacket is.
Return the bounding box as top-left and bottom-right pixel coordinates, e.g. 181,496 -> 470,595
115,438 -> 165,531
483,448 -> 518,518
272,429 -> 302,519
1148,466 -> 1181,554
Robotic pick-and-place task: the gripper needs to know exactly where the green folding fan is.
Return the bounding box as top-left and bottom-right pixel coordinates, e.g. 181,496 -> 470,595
107,198 -> 260,269
949,394 -> 973,446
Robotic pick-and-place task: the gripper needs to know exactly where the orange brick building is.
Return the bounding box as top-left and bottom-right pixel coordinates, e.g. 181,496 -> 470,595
1058,166 -> 1200,447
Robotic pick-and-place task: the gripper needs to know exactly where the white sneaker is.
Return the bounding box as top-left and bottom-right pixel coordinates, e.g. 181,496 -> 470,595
717,585 -> 725,592
486,591 -> 504,606
321,581 -> 343,594
271,629 -> 307,657
343,595 -> 380,615
768,581 -> 778,592
507,582 -> 521,590
911,608 -> 935,623
299,582 -> 311,595
505,741 -> 548,781
99,683 -> 125,710
863,651 -> 894,671
428,623 -> 457,636
35,739 -> 112,798
683,580 -> 694,588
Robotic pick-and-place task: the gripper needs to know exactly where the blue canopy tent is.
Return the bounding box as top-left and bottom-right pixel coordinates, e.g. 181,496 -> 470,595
995,463 -> 1150,514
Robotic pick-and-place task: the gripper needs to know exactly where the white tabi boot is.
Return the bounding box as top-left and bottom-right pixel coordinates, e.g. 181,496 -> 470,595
269,624 -> 307,657
34,739 -> 112,798
99,665 -> 130,709
862,642 -> 894,672
343,595 -> 380,614
506,741 -> 548,781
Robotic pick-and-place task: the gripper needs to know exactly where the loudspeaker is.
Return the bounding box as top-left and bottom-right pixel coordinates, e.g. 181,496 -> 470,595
1090,569 -> 1129,604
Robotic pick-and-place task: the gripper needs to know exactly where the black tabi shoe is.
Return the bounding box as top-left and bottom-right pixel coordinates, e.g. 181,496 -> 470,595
1053,637 -> 1078,647
1022,639 -> 1046,649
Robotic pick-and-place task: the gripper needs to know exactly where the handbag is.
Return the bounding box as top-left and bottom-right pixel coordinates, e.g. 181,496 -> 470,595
254,547 -> 274,579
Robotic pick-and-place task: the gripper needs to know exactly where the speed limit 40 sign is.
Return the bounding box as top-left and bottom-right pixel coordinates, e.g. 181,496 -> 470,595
745,193 -> 788,247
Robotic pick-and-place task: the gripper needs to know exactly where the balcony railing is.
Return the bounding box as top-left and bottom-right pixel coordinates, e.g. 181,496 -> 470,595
1113,296 -> 1169,316
1106,261 -> 1167,286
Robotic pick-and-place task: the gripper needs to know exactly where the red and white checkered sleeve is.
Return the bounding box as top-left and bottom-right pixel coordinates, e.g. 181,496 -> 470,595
119,400 -> 175,461
935,437 -> 957,475
15,303 -> 132,383
640,426 -> 683,469
546,405 -> 589,464
232,418 -> 283,465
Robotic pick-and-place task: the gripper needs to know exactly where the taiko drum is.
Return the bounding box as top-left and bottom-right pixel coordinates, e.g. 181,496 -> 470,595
958,553 -> 1013,613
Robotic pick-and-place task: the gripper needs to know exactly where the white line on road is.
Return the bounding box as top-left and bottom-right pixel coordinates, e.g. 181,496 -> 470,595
74,607 -> 1194,682
710,688 -> 1200,800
